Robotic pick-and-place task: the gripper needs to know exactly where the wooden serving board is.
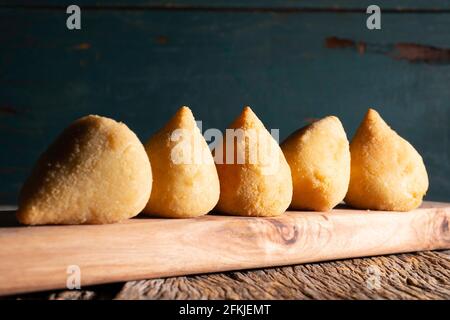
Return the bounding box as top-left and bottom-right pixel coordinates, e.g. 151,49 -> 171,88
0,202 -> 449,296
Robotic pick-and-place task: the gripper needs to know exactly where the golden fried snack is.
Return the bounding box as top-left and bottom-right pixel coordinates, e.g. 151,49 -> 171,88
215,106 -> 292,217
281,116 -> 350,211
345,108 -> 428,211
142,106 -> 220,218
17,115 -> 152,225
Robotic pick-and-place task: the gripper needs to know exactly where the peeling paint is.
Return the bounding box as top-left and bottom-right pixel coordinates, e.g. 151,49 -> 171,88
155,35 -> 169,45
72,43 -> 91,50
325,37 -> 356,49
325,36 -> 450,64
393,43 -> 450,63
0,106 -> 18,115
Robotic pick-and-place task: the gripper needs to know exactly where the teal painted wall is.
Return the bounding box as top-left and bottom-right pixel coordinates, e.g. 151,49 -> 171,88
1,1 -> 449,203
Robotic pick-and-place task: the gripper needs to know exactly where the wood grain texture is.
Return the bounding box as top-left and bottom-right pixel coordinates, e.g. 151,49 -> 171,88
1,8 -> 450,204
114,250 -> 450,300
4,1 -> 450,11
0,202 -> 449,296
6,250 -> 449,300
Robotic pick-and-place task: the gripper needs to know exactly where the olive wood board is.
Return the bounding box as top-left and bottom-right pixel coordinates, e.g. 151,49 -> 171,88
0,201 -> 449,296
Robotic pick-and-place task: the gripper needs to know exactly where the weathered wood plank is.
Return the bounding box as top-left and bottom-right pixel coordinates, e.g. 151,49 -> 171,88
0,202 -> 449,296
6,250 -> 449,300
1,9 -> 449,204
115,251 -> 450,300
4,1 -> 450,11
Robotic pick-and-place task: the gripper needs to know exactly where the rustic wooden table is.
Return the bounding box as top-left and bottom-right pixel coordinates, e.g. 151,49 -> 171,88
6,250 -> 449,300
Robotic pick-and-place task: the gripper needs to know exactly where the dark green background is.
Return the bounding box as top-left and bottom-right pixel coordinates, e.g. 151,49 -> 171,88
1,1 -> 449,204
